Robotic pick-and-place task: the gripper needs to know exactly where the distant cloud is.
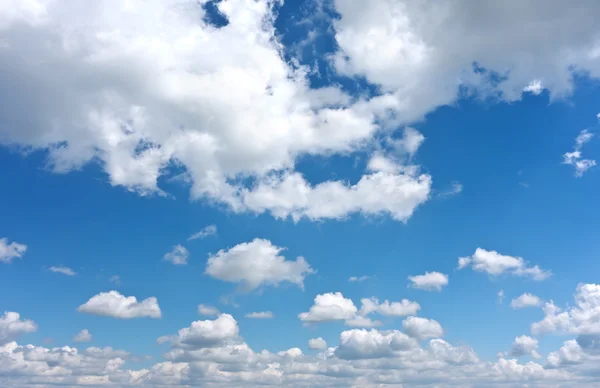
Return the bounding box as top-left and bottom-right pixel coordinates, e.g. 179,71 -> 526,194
511,293 -> 542,309
163,245 -> 189,265
458,248 -> 551,281
188,225 -> 217,241
438,182 -> 463,198
245,311 -> 274,319
78,291 -> 161,319
49,266 -> 76,276
108,275 -> 121,285
563,129 -> 596,177
73,329 -> 92,343
348,275 -> 370,282
408,272 -> 449,291
308,337 -> 328,350
0,238 -> 27,264
523,79 -> 544,95
198,304 -> 220,317
0,312 -> 37,344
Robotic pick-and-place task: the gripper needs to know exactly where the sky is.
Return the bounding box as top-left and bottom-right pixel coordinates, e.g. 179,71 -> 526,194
1,0 -> 600,387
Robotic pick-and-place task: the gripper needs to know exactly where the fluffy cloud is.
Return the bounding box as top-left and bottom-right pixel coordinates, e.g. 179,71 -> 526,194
73,329 -> 92,343
0,312 -> 37,344
0,238 -> 27,264
408,271 -> 449,291
164,245 -> 189,265
335,329 -> 417,360
245,311 -> 274,319
205,239 -> 314,291
531,283 -> 600,335
164,314 -> 239,349
308,337 -> 328,351
458,248 -> 551,280
358,297 -> 421,317
77,291 -> 161,319
511,293 -> 542,309
299,292 -> 358,322
402,317 -> 444,340
508,335 -> 541,358
197,304 -> 220,317
188,225 -> 217,241
49,266 -> 76,276
563,129 -> 596,177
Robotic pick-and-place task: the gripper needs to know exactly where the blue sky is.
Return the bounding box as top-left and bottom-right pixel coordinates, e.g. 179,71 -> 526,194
1,0 -> 600,387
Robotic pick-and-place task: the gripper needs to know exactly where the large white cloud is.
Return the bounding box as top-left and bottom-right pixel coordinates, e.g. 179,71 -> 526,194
458,248 -> 551,280
163,244 -> 189,265
563,129 -> 596,177
205,238 -> 314,291
358,297 -> 421,317
0,312 -> 37,345
77,291 -> 162,319
508,335 -> 541,359
73,329 -> 92,343
0,238 -> 27,264
166,314 -> 240,349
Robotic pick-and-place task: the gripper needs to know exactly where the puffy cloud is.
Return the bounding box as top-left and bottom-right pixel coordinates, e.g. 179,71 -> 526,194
408,271 -> 449,291
163,314 -> 239,349
458,248 -> 551,280
511,293 -> 542,309
508,335 -> 541,359
563,129 -> 596,177
308,337 -> 328,351
402,317 -> 444,340
546,340 -> 585,367
188,225 -> 217,241
0,312 -> 37,344
73,329 -> 92,343
335,329 -> 417,360
245,311 -> 274,319
206,239 -> 314,291
77,291 -> 161,319
358,297 -> 421,317
49,266 -> 76,276
299,292 -> 358,322
523,80 -> 544,95
531,283 -> 600,335
197,304 -> 220,317
0,238 -> 27,264
163,245 -> 189,265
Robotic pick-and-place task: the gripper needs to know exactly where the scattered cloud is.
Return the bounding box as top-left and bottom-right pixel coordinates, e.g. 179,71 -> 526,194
49,266 -> 76,276
78,291 -> 161,319
358,297 -> 421,317
563,129 -> 596,177
299,292 -> 358,323
245,311 -> 274,319
198,305 -> 220,317
458,248 -> 551,280
402,316 -> 444,340
163,245 -> 189,265
205,239 -> 314,291
508,335 -> 541,358
438,182 -> 463,198
188,225 -> 217,241
0,312 -> 37,345
511,293 -> 542,309
408,271 -> 449,291
0,238 -> 27,264
523,80 -> 544,95
308,337 -> 328,350
73,329 -> 93,343
348,275 -> 370,282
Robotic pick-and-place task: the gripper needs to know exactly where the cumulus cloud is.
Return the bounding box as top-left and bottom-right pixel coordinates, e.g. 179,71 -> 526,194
458,248 -> 551,280
308,337 -> 328,351
511,293 -> 542,309
197,305 -> 220,317
299,292 -> 358,323
245,311 -> 274,319
49,266 -> 76,276
0,312 -> 37,344
77,291 -> 161,319
166,314 -> 239,349
402,317 -> 444,340
335,329 -> 417,360
73,329 -> 93,343
408,271 -> 449,291
358,297 -> 421,317
508,335 -> 541,359
0,238 -> 27,264
188,225 -> 217,241
163,245 -> 189,265
563,129 -> 596,177
205,239 -> 314,291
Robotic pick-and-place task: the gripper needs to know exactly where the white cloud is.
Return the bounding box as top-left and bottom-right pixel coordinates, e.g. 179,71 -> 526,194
344,316 -> 383,328
458,248 -> 551,280
508,335 -> 541,359
245,311 -> 274,319
532,283 -> 600,335
205,239 -> 314,291
188,225 -> 217,241
108,275 -> 121,285
511,293 -> 542,309
523,80 -> 544,95
49,266 -> 76,276
402,316 -> 444,340
163,245 -> 189,265
358,297 -> 421,317
197,305 -> 220,317
308,337 -> 328,351
0,312 -> 37,344
73,329 -> 93,343
438,181 -> 463,198
78,291 -> 161,319
408,271 -> 449,291
348,275 -> 370,282
0,238 -> 27,264
167,314 -> 239,349
336,329 -> 417,360
299,292 -> 357,322
563,129 -> 596,177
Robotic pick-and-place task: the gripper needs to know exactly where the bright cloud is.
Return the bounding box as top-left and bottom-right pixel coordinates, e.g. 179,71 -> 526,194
188,225 -> 217,241
49,266 -> 76,276
458,248 -> 551,280
563,129 -> 596,177
163,245 -> 189,265
73,329 -> 93,343
0,312 -> 37,345
511,293 -> 542,309
77,291 -> 162,319
358,297 -> 421,317
308,337 -> 328,350
299,292 -> 358,322
508,335 -> 541,359
0,238 -> 27,264
408,271 -> 449,291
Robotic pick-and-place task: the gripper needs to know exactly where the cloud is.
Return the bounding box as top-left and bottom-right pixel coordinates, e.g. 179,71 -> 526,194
0,312 -> 37,344
508,335 -> 541,359
358,297 -> 421,317
166,314 -> 239,349
458,248 -> 551,280
563,129 -> 596,177
308,337 -> 328,350
73,329 -> 93,343
49,266 -> 76,276
78,291 -> 161,319
438,182 -> 463,198
344,316 -> 383,328
511,293 -> 542,309
498,290 -> 505,304
197,305 -> 220,317
205,239 -> 314,291
532,283 -> 600,335
348,275 -> 370,282
164,245 -> 189,265
335,329 -> 417,360
299,292 -> 358,322
188,225 -> 217,241
408,271 -> 449,291
0,238 -> 27,264
244,311 -> 274,319
402,316 -> 444,340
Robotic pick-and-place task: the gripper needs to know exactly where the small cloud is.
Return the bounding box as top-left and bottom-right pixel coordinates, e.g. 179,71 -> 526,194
510,293 -> 542,309
73,329 -> 92,343
198,304 -> 220,317
348,275 -> 370,282
438,182 -> 463,198
563,129 -> 596,177
163,244 -> 189,265
523,79 -> 543,95
408,272 -> 449,292
0,238 -> 27,264
49,266 -> 76,276
109,275 -> 121,285
188,225 -> 217,241
245,311 -> 274,319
